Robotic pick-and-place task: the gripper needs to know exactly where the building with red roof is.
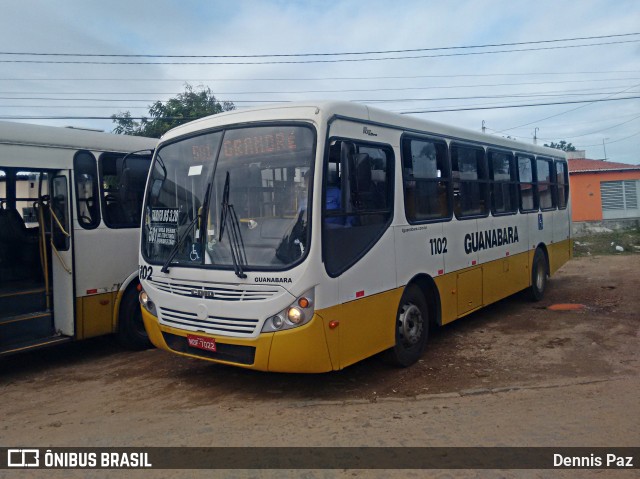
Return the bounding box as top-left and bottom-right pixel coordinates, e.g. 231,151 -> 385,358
568,153 -> 640,225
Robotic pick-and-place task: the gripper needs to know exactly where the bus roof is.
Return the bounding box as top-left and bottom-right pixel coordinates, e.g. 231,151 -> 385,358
0,120 -> 157,153
159,101 -> 566,159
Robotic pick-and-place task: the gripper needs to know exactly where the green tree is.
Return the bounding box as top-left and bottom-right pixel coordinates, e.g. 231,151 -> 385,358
112,84 -> 234,138
544,140 -> 576,152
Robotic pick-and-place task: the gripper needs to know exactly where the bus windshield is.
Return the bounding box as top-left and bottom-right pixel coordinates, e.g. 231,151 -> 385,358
142,124 -> 315,272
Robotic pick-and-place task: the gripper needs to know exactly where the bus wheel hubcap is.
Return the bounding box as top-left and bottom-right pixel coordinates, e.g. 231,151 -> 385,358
398,303 -> 423,346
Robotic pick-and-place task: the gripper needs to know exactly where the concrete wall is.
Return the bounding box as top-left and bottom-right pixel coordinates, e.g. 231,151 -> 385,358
572,218 -> 640,236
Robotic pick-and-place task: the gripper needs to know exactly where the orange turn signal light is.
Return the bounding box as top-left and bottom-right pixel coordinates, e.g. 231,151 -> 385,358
298,297 -> 310,309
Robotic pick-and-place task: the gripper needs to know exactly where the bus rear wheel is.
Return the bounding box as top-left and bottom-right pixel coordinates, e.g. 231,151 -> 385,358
385,285 -> 429,367
530,248 -> 548,302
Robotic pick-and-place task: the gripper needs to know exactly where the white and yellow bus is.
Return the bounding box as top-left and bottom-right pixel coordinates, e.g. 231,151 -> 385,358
138,101 -> 571,372
0,121 -> 156,355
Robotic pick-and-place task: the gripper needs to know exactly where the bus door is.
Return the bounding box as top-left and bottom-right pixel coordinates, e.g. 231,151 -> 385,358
323,121 -> 398,366
50,172 -> 75,336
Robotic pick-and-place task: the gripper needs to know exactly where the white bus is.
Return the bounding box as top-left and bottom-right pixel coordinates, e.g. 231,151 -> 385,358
0,121 -> 156,356
138,101 -> 571,372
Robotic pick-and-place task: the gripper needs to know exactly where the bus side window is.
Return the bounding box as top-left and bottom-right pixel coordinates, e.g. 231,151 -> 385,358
537,157 -> 555,211
100,153 -> 152,228
555,161 -> 569,209
517,155 -> 538,212
451,143 -> 489,218
73,151 -> 101,229
322,140 -> 394,276
401,136 -> 451,222
489,150 -> 518,215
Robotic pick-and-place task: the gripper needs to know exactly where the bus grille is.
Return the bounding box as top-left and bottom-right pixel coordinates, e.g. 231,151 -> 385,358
159,307 -> 259,336
148,279 -> 279,302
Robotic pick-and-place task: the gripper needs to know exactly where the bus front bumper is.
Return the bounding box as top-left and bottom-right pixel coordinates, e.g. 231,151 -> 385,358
141,307 -> 335,373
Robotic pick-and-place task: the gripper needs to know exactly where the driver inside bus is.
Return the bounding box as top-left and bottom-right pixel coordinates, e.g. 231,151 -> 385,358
276,169 -> 310,263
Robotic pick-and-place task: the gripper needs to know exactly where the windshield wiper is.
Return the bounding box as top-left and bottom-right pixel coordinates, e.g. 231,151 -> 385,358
218,172 -> 248,279
161,182 -> 211,274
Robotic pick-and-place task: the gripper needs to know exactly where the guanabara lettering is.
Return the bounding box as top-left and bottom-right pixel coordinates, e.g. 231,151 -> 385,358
464,226 -> 519,254
255,277 -> 292,283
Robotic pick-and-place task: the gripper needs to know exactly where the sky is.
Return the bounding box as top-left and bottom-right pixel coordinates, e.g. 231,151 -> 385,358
0,0 -> 638,163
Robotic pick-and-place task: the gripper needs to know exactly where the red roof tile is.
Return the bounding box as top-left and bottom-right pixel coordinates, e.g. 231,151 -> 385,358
568,158 -> 640,173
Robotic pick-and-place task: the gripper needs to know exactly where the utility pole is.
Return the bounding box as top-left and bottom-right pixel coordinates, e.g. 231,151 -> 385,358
602,138 -> 609,160
482,120 -> 486,134
533,128 -> 539,145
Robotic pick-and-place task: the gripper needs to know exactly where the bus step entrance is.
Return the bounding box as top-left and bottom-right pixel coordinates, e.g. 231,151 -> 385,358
0,284 -> 47,317
0,284 -> 56,350
0,311 -> 56,348
0,335 -> 71,357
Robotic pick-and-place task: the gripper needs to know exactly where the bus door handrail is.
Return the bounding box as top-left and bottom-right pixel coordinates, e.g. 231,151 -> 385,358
49,203 -> 72,275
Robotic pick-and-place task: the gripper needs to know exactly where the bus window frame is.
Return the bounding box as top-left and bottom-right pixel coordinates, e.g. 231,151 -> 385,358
536,156 -> 557,212
450,141 -> 490,220
399,132 -> 453,225
321,135 -> 395,278
555,159 -> 569,210
516,153 -> 538,214
72,150 -> 101,230
487,148 -> 519,217
98,151 -> 152,230
142,121 -> 318,274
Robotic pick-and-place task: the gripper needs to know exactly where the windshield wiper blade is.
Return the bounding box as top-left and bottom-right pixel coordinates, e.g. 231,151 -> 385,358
218,172 -> 247,279
161,182 -> 211,274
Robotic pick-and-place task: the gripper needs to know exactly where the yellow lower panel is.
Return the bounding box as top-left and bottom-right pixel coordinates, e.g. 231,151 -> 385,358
268,316 -> 334,373
78,292 -> 116,339
141,308 -> 333,373
316,288 -> 403,370
436,250 -> 532,324
548,239 -> 571,275
457,268 -> 483,315
482,252 -> 530,306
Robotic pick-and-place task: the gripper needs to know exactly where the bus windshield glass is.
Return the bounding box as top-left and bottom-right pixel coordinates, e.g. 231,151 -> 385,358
142,125 -> 315,271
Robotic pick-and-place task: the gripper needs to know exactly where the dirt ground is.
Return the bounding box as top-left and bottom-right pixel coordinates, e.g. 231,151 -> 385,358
1,255 -> 638,477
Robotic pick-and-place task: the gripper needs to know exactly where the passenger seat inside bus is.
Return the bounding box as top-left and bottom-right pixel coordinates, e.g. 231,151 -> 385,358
0,205 -> 40,281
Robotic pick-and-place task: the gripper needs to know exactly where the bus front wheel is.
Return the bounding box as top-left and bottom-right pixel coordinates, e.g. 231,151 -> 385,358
385,285 -> 429,367
117,284 -> 152,350
530,248 -> 548,302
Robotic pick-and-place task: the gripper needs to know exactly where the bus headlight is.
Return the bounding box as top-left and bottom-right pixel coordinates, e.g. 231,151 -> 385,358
287,307 -> 303,324
139,289 -> 157,316
262,289 -> 314,332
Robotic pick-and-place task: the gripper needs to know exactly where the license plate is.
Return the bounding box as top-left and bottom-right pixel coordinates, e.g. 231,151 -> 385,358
187,334 -> 216,352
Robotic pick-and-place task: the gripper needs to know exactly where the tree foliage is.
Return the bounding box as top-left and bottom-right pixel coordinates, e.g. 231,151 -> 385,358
544,140 -> 577,152
111,84 -> 234,138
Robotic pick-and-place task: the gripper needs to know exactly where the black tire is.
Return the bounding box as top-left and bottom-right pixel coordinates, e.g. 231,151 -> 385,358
117,284 -> 152,350
385,285 -> 429,367
530,248 -> 548,302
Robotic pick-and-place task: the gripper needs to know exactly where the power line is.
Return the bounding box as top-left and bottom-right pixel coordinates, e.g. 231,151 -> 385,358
2,40 -> 639,65
399,96 -> 640,114
1,70 -> 639,82
3,90 -> 638,107
2,95 -> 638,120
1,79 -> 638,97
494,83 -> 640,133
576,130 -> 640,147
485,114 -> 640,141
536,115 -> 640,140
2,32 -> 638,58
